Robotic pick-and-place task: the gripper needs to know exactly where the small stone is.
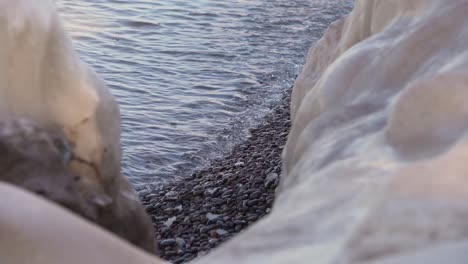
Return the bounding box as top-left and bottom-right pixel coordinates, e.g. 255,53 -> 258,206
192,189 -> 204,196
163,216 -> 177,227
146,193 -> 159,200
215,220 -> 224,227
209,228 -> 229,238
247,215 -> 258,221
206,224 -> 216,231
145,205 -> 156,213
209,229 -> 218,238
175,238 -> 186,248
165,190 -> 179,201
160,239 -> 177,247
173,259 -> 184,264
249,191 -> 262,199
222,172 -> 234,178
215,229 -> 228,237
206,212 -> 221,221
164,250 -> 177,256
265,172 -> 279,188
254,177 -> 264,184
247,200 -> 259,207
205,188 -> 219,196
208,238 -> 219,245
182,216 -> 191,224
211,198 -> 224,205
139,190 -> 150,197
233,219 -> 246,225
160,227 -> 170,234
174,254 -> 194,264
189,247 -> 199,254
175,205 -> 183,211
163,208 -> 175,214
234,161 -> 245,167
221,190 -> 234,197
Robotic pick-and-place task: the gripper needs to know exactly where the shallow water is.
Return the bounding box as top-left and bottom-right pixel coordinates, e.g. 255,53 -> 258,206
56,0 -> 353,186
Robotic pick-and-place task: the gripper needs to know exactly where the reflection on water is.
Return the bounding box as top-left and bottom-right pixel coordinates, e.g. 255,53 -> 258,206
56,0 -> 353,186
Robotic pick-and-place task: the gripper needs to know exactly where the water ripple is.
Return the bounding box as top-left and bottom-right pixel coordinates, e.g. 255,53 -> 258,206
56,0 -> 353,186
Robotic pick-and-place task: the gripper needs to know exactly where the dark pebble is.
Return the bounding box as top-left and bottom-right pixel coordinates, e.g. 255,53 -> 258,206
247,215 -> 258,221
221,190 -> 234,197
164,250 -> 177,257
164,191 -> 179,201
199,227 -> 208,234
160,239 -> 177,247
192,189 -> 204,196
208,238 -> 219,245
176,238 -> 186,248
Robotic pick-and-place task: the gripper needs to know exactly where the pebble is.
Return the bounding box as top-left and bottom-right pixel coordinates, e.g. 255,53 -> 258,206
221,190 -> 234,197
214,229 -> 228,237
234,161 -> 245,167
199,227 -> 208,234
206,212 -> 221,221
175,238 -> 186,248
204,188 -> 219,196
163,217 -> 177,227
233,219 -> 246,225
249,191 -> 262,199
208,238 -> 219,245
265,173 -> 279,188
192,189 -> 204,196
165,191 -> 179,201
159,239 -> 177,247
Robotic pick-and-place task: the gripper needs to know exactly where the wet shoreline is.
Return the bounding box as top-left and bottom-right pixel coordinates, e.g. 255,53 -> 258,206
139,88 -> 291,263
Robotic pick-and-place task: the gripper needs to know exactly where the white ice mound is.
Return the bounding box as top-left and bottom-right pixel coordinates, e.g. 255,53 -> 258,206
0,0 -> 155,252
3,0 -> 468,263
197,0 -> 468,263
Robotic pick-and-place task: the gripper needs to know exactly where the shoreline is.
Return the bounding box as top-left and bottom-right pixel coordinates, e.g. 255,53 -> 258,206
140,88 -> 291,263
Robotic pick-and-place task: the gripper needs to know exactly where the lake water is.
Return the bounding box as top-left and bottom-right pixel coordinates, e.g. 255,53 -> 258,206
56,0 -> 353,186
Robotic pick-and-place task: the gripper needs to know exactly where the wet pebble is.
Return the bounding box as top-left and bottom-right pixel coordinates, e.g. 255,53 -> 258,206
265,172 -> 279,188
249,191 -> 262,199
164,191 -> 179,201
206,212 -> 221,221
208,238 -> 219,245
176,238 -> 186,248
234,161 -> 245,167
160,239 -> 177,247
210,229 -> 229,238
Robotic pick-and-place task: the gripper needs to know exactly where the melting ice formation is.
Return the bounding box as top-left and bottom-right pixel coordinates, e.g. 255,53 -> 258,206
2,0 -> 468,263
0,0 -> 156,253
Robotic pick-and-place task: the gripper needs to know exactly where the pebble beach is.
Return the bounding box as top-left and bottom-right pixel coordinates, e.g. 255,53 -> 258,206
140,89 -> 291,263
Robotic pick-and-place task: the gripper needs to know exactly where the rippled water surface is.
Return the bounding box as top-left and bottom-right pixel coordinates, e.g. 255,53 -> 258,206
56,0 -> 353,186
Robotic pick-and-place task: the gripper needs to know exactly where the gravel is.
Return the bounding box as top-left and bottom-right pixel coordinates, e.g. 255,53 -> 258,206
139,90 -> 291,263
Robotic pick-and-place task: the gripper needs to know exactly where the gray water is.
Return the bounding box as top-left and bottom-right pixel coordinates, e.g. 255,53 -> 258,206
56,0 -> 353,187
